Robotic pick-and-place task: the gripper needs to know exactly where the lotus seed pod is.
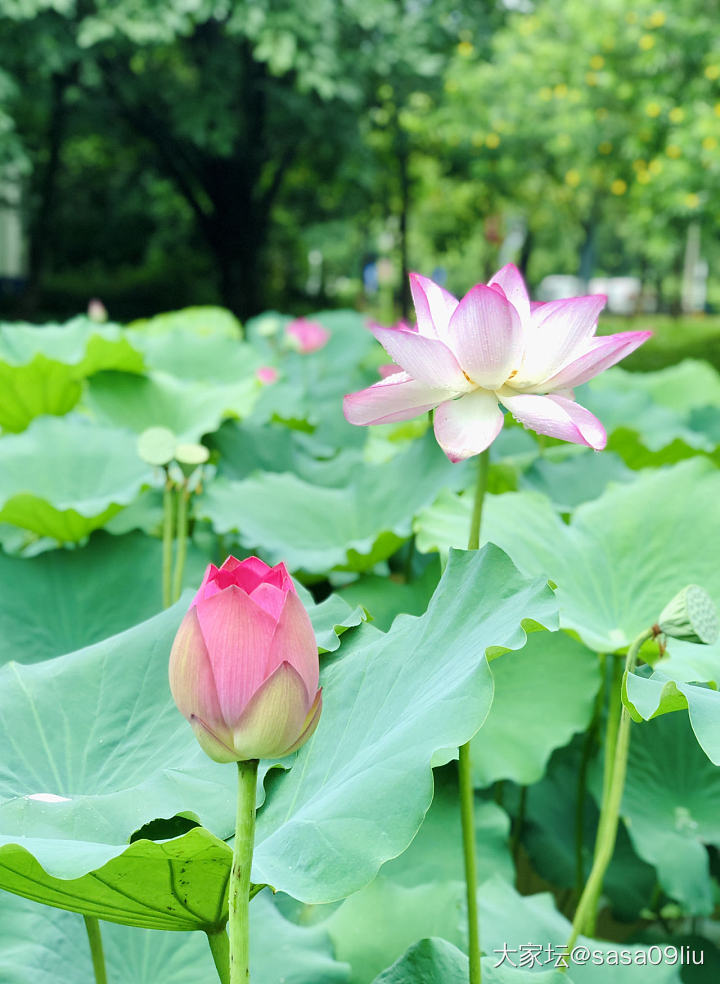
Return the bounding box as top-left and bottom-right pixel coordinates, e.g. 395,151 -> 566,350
658,585 -> 719,645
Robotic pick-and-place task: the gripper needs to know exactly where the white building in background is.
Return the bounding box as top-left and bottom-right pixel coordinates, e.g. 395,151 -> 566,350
537,274 -> 654,314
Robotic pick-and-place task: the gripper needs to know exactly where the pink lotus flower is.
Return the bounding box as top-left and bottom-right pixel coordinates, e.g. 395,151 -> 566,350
256,366 -> 279,384
286,317 -> 330,353
344,265 -> 651,461
169,556 -> 322,763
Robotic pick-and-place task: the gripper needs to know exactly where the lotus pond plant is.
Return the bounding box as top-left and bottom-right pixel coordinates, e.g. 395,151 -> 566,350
2,293 -> 720,984
344,264 -> 651,461
345,263 -> 653,984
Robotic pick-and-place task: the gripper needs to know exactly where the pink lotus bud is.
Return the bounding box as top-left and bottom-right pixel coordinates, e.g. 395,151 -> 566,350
285,317 -> 330,353
169,556 -> 322,763
255,365 -> 279,384
87,298 -> 108,323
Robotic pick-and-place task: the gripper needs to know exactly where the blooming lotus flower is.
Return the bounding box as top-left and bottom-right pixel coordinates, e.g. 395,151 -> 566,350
344,265 -> 651,461
169,556 -> 322,763
286,317 -> 330,353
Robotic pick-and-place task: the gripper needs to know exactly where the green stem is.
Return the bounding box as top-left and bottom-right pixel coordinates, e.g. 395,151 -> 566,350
83,916 -> 108,984
584,651 -> 624,933
510,785 -> 527,868
467,449 -> 490,551
172,484 -> 189,603
562,628 -> 655,966
162,477 -> 174,609
459,742 -> 482,984
574,656 -> 607,899
458,449 -> 490,984
207,929 -> 231,984
229,760 -> 258,984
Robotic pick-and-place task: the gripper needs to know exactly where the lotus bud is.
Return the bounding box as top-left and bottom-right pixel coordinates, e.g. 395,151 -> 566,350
285,317 -> 330,353
169,556 -> 322,762
87,298 -> 108,323
658,584 -> 719,645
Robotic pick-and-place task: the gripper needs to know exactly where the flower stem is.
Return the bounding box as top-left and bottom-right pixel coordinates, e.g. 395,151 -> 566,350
172,483 -> 189,603
162,476 -> 174,609
229,760 -> 258,984
583,652 -> 623,933
574,656 -> 606,899
459,742 -> 481,984
207,928 -> 231,984
459,448 -> 490,984
467,449 -> 490,551
562,628 -> 655,966
83,916 -> 108,984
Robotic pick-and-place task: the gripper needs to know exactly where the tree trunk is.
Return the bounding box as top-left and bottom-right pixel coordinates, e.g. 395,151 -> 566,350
22,71 -> 70,315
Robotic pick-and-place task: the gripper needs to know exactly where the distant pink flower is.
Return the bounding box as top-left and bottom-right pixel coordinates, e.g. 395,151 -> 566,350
169,556 -> 322,763
256,366 -> 279,384
344,265 -> 651,461
87,298 -> 108,323
286,317 -> 330,353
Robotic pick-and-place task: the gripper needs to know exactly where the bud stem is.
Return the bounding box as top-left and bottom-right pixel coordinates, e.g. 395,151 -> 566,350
172,484 -> 190,603
561,626 -> 655,969
162,477 -> 175,608
229,759 -> 259,983
460,448 -> 490,984
83,916 -> 108,984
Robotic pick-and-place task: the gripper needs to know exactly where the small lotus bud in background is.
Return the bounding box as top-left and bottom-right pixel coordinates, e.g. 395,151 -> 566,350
87,298 -> 108,323
285,317 -> 330,353
658,584 -> 719,645
256,366 -> 279,384
169,556 -> 322,762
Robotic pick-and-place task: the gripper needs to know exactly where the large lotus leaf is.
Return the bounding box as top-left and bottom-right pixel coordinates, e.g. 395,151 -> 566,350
0,531 -> 211,665
306,592 -> 367,654
381,765 -> 513,888
518,451 -> 633,512
82,370 -> 260,442
0,319 -> 144,432
471,632 -> 601,786
0,415 -> 154,540
478,878 -> 682,983
129,332 -> 260,383
0,890 -> 349,983
523,746 -> 657,923
596,361 -> 720,415
624,666 -> 720,766
200,432 -> 468,573
372,938 -> 570,984
0,827 -> 232,931
621,711 -> 720,915
324,765 -> 512,983
252,546 -> 555,900
338,561 -> 441,632
688,406 -> 720,447
415,460 -> 720,653
580,363 -> 719,452
209,420 -> 349,483
0,547 -> 554,921
127,306 -> 242,338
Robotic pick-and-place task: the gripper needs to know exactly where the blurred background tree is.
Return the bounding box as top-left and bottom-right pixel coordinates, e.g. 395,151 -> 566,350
0,0 -> 717,321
